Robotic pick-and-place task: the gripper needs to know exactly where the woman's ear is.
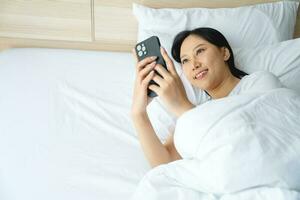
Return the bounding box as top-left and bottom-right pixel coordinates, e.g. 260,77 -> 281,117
223,47 -> 230,61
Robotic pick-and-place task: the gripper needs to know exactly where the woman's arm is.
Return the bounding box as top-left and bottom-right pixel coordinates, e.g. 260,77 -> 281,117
130,47 -> 192,168
163,132 -> 182,161
131,111 -> 174,168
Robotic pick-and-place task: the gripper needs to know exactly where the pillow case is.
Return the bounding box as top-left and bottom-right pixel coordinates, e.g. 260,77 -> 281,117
133,1 -> 299,73
134,1 -> 300,142
234,38 -> 300,93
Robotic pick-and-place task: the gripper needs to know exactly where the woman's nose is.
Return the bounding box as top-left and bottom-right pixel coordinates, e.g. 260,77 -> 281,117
192,61 -> 200,71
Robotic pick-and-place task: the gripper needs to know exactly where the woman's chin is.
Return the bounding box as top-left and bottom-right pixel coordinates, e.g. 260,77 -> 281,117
192,83 -> 207,91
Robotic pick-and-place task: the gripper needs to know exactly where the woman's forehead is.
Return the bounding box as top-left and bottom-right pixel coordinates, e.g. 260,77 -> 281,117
180,35 -> 210,55
182,35 -> 210,49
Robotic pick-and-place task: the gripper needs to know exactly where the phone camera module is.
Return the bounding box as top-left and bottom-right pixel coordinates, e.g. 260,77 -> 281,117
138,51 -> 143,57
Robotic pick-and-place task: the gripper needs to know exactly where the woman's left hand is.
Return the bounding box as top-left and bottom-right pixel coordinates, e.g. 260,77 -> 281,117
149,47 -> 195,117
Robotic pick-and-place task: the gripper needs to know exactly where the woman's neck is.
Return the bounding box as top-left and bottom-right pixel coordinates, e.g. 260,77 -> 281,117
208,74 -> 240,99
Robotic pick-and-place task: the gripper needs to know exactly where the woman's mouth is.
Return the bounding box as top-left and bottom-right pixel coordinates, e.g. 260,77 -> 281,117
194,69 -> 208,80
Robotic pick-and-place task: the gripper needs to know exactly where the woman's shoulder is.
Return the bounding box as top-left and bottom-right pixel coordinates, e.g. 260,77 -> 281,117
238,70 -> 283,94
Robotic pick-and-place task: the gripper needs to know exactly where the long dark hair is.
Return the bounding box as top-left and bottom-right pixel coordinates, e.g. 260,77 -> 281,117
171,27 -> 248,79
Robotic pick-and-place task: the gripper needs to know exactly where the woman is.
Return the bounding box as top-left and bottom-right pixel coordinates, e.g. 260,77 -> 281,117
130,27 -> 282,168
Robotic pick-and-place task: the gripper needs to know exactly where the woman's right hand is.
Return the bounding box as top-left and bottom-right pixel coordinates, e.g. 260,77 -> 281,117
131,48 -> 157,116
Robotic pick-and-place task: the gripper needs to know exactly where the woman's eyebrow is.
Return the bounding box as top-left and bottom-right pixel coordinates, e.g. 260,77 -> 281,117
180,43 -> 206,60
192,43 -> 206,54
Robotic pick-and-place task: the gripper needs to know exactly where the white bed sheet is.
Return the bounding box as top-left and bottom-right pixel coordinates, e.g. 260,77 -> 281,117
0,48 -> 151,200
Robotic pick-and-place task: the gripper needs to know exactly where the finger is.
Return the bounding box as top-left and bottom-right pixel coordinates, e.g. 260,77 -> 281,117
152,73 -> 164,87
139,61 -> 156,80
132,48 -> 138,63
154,64 -> 170,80
136,56 -> 157,73
148,84 -> 160,95
160,46 -> 178,75
141,70 -> 155,89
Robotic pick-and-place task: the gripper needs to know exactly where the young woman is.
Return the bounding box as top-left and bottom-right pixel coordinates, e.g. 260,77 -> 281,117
130,27 -> 282,168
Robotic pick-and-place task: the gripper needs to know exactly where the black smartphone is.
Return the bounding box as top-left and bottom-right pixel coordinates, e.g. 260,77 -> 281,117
135,36 -> 167,97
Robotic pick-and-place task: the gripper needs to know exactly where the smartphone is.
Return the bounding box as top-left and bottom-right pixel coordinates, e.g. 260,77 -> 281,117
135,36 -> 167,97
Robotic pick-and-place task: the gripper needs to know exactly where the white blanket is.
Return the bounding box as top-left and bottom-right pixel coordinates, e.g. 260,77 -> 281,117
131,88 -> 300,200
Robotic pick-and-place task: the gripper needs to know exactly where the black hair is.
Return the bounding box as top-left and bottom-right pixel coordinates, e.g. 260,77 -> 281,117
171,27 -> 248,79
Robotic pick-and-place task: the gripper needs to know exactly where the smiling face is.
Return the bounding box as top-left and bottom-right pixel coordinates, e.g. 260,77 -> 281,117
180,34 -> 232,92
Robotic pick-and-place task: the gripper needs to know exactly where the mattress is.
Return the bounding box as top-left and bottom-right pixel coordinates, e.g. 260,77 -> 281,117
0,48 -> 151,200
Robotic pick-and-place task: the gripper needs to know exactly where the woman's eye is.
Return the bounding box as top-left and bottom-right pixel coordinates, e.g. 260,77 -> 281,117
181,59 -> 188,64
196,48 -> 205,55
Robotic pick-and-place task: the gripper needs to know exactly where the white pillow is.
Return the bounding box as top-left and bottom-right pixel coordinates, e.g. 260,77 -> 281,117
234,38 -> 300,93
133,1 -> 299,73
135,1 -> 299,142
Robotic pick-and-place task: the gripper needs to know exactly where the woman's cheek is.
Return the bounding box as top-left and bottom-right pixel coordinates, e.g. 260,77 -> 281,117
181,69 -> 193,85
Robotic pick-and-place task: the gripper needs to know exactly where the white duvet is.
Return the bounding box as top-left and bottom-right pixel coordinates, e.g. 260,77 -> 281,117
131,88 -> 300,200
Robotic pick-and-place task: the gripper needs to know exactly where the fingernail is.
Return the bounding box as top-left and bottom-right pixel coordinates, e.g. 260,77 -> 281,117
151,56 -> 157,60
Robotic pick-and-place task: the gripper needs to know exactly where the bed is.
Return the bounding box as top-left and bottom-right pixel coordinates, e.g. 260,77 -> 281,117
1,1 -> 300,200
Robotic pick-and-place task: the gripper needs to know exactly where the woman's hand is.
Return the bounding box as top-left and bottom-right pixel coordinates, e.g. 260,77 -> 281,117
131,48 -> 157,116
149,47 -> 194,117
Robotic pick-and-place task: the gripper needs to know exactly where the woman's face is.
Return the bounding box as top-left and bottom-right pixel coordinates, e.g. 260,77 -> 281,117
180,34 -> 231,91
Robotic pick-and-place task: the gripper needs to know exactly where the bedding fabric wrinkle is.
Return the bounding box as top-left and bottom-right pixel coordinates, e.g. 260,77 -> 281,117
131,88 -> 300,200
